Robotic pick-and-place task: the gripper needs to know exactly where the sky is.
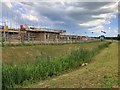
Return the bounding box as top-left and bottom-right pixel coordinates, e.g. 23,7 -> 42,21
0,0 -> 119,37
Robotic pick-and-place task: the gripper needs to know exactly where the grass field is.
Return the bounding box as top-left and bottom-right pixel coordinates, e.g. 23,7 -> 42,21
2,41 -> 104,64
25,42 -> 118,88
3,41 -> 117,89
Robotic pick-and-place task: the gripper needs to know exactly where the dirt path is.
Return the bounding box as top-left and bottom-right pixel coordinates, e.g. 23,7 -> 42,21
25,42 -> 118,88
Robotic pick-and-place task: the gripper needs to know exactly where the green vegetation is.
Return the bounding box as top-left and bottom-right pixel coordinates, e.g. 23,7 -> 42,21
117,34 -> 120,40
2,42 -> 111,89
3,41 -> 103,64
27,42 -> 118,88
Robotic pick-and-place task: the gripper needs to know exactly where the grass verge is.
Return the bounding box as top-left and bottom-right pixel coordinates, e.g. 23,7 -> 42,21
28,42 -> 118,88
2,41 -> 111,89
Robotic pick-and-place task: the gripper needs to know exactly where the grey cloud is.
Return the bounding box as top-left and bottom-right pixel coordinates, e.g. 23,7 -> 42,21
1,1 -> 117,36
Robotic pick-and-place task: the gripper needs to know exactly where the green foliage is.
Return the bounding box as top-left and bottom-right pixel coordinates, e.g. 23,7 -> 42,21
2,43 -> 35,47
117,34 -> 120,40
2,42 -> 111,89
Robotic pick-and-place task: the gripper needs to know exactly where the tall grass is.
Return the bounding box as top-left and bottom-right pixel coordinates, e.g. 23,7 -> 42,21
2,42 -> 111,89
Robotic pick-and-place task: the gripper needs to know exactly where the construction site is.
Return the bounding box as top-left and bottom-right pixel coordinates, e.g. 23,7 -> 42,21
0,22 -> 97,45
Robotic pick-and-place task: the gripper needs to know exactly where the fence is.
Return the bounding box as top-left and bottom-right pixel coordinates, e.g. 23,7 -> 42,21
1,32 -> 98,46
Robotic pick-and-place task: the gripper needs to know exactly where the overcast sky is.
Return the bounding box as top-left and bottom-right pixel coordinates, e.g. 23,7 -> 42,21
0,0 -> 119,37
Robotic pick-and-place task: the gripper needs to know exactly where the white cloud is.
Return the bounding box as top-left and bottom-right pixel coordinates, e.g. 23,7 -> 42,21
106,28 -> 118,37
79,19 -> 107,27
92,13 -> 116,19
100,2 -> 118,10
88,25 -> 104,33
79,2 -> 118,27
1,0 -> 119,2
109,27 -> 111,29
100,2 -> 118,14
0,22 -> 2,25
88,25 -> 118,37
5,2 -> 13,8
66,6 -> 85,12
22,14 -> 38,21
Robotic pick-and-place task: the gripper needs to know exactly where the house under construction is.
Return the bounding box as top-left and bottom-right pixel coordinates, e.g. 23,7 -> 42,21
0,23 -> 97,45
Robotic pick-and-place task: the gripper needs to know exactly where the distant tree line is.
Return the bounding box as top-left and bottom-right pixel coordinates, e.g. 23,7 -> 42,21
105,34 -> 120,40
117,34 -> 120,40
93,34 -> 120,40
105,37 -> 117,40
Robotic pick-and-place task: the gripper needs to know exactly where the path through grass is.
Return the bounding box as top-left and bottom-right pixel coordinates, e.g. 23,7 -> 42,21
26,42 -> 118,88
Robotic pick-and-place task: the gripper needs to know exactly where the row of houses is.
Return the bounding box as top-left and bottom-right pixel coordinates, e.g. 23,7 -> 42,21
0,24 -> 97,44
1,29 -> 88,40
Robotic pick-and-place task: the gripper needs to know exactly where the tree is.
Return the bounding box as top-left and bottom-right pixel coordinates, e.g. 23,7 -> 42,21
117,34 -> 120,40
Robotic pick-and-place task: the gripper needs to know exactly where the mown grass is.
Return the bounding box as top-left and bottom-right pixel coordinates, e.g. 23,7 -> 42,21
2,41 -> 111,89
